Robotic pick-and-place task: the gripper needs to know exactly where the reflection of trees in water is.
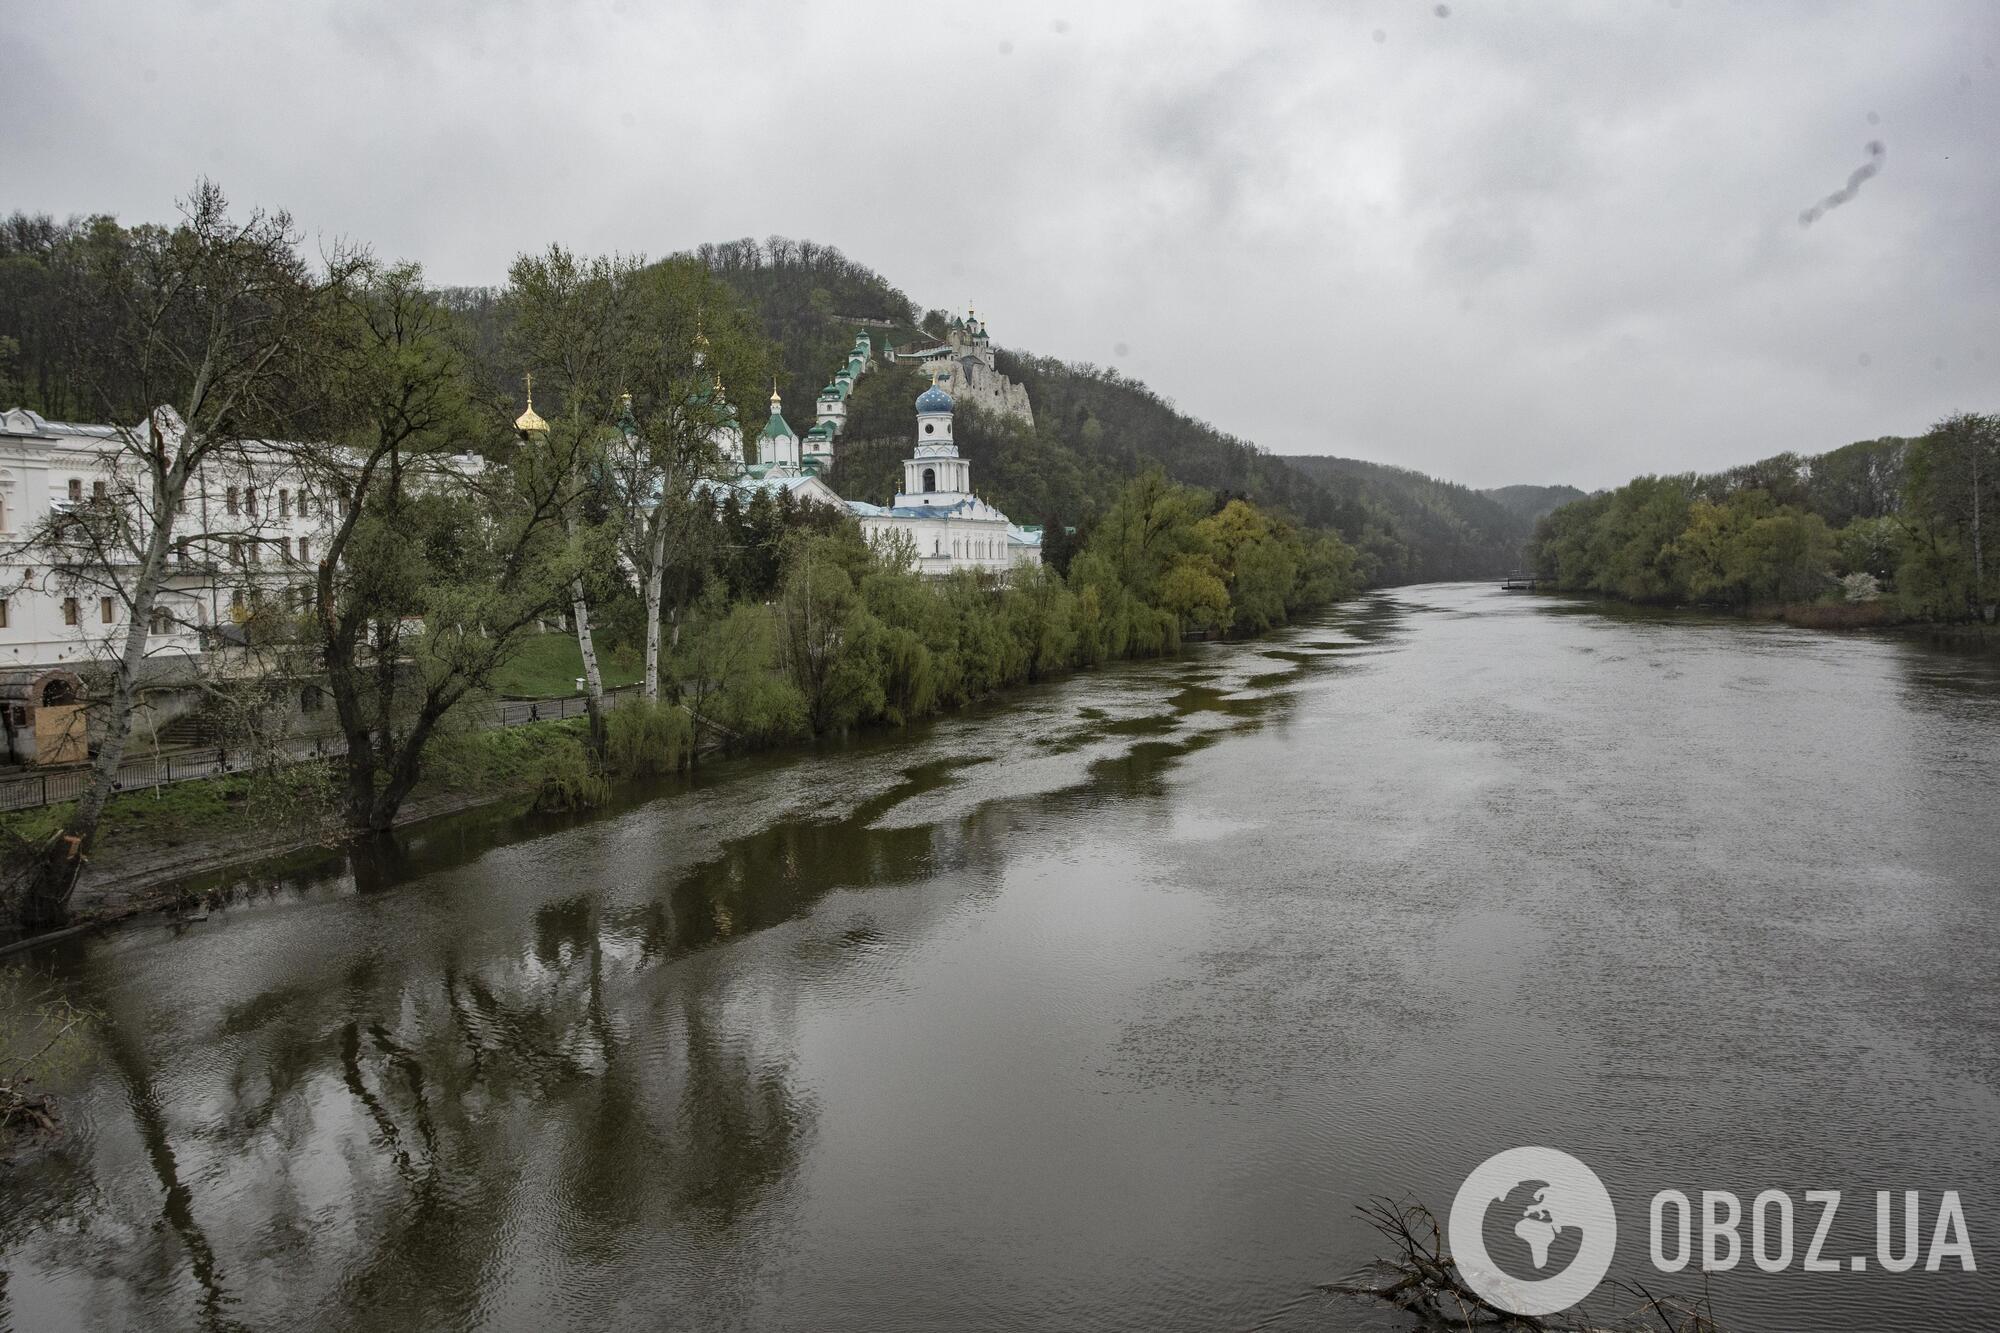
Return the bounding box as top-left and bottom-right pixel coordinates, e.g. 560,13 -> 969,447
4,608 -> 1386,1328
9,887 -> 822,1330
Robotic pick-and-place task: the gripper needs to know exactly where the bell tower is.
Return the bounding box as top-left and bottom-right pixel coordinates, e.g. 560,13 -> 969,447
898,373 -> 970,503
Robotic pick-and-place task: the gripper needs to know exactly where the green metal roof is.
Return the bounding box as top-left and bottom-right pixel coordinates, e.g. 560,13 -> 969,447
759,411 -> 795,440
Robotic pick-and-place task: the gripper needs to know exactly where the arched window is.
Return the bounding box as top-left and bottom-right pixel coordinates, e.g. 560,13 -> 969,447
922,467 -> 936,493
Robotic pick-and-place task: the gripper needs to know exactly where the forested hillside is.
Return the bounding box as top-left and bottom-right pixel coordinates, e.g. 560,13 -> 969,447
1485,483 -> 1587,524
1281,455 -> 1558,583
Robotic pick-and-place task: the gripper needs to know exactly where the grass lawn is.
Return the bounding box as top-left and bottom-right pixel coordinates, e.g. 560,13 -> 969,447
0,775 -> 266,856
0,715 -> 596,868
489,632 -> 643,698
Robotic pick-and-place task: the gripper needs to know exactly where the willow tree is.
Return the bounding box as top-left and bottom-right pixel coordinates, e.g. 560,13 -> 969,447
6,182 -> 357,929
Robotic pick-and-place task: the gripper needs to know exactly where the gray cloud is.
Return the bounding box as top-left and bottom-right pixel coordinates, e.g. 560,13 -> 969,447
0,0 -> 1995,489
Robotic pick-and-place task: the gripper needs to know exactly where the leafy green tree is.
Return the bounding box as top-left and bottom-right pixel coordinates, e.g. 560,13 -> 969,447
775,528 -> 883,734
310,263 -> 590,833
1906,412 -> 1999,620
1158,556 -> 1232,635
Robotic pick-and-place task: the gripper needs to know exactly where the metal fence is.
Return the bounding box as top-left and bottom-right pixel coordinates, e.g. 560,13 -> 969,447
0,685 -> 641,813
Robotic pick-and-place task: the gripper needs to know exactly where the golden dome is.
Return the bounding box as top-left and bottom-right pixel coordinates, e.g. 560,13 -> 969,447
514,372 -> 548,435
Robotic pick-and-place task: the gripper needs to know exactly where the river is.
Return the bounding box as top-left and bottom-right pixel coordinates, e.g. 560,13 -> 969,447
2,583 -> 1996,1332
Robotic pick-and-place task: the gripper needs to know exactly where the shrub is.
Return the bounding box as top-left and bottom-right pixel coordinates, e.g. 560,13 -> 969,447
605,699 -> 694,778
531,736 -> 611,812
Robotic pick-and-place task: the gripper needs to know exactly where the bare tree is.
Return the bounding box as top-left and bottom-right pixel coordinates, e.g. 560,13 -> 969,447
3,181 -> 358,928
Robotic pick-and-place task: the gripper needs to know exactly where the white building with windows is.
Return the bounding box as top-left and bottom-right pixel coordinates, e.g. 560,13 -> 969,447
0,404 -> 481,762
847,376 -> 1042,575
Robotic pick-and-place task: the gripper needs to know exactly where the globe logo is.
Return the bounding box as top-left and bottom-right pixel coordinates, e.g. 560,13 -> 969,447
1448,1147 -> 1618,1316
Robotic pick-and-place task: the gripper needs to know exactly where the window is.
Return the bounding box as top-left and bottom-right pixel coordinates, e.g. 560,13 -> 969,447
196,603 -> 208,626
229,538 -> 243,564
280,536 -> 292,561
248,540 -> 261,565
230,589 -> 246,612
176,539 -> 190,567
226,486 -> 240,516
245,486 -> 257,516
100,597 -> 115,624
92,479 -> 107,501
279,488 -> 290,517
0,598 -> 8,629
298,538 -> 310,563
150,606 -> 170,635
67,478 -> 82,502
299,491 -> 311,517
923,422 -> 935,435
63,597 -> 79,626
922,467 -> 936,493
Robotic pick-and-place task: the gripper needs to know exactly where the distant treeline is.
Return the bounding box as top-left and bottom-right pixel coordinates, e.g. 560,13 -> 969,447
1284,455 -> 1581,583
1527,417 -> 1999,623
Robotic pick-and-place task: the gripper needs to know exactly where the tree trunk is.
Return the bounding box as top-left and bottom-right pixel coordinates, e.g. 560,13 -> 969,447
572,578 -> 606,744
19,507 -> 174,928
1972,450 -> 1992,622
642,518 -> 667,702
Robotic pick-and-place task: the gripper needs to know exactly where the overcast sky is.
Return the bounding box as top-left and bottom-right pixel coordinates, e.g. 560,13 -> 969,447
4,1 -> 1996,489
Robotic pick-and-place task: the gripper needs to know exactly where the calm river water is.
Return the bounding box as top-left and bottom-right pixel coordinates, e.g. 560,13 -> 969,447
3,583 -> 1996,1332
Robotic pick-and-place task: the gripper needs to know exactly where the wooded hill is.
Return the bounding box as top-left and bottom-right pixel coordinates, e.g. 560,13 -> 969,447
2,216 -> 1569,586
1281,456 -> 1583,583
682,235 -> 1567,584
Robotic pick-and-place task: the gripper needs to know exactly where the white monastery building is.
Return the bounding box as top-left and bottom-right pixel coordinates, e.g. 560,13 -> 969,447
846,374 -> 1042,574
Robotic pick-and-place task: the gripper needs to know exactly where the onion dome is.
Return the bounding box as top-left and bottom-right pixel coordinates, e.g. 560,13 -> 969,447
514,373 -> 548,435
915,377 -> 954,413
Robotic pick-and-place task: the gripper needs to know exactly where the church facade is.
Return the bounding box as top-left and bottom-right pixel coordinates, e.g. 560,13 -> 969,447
846,376 -> 1041,575
708,312 -> 1040,575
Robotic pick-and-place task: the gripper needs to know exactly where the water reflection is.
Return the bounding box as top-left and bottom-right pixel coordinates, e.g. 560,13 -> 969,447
2,606 -> 1354,1333
4,587 -> 1991,1332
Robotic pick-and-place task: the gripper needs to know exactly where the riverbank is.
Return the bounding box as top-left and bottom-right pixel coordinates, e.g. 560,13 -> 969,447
1525,585 -> 2000,643
0,717 -> 602,954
